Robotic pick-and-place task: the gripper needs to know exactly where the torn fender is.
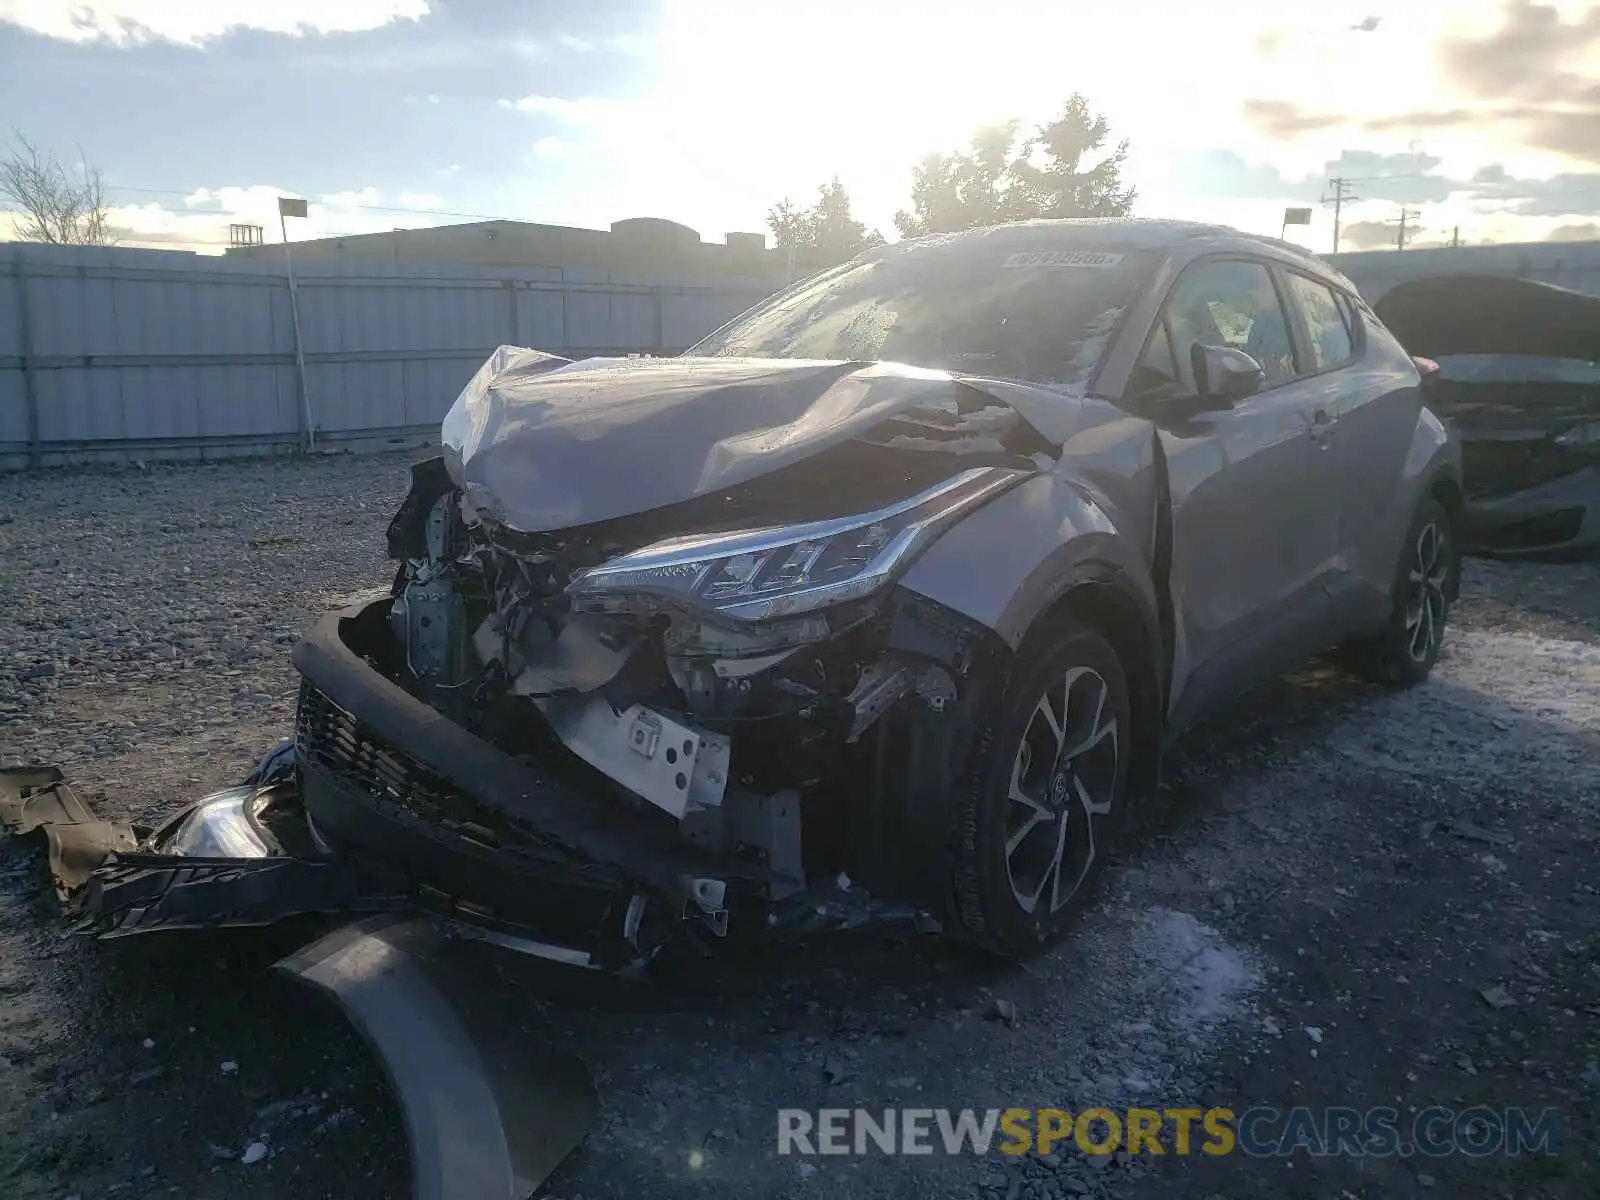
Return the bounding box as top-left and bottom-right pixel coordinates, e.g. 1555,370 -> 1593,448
275,914 -> 598,1200
898,407 -> 1164,649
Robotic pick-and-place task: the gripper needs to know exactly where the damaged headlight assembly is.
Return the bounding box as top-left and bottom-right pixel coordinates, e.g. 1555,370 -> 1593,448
566,467 -> 1031,623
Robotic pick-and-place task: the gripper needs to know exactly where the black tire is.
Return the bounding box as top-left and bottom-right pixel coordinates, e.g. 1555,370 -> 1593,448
948,622 -> 1132,957
1349,495 -> 1456,688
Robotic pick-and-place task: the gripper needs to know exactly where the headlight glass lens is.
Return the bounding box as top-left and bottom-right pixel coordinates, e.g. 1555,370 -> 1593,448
568,467 -> 1029,622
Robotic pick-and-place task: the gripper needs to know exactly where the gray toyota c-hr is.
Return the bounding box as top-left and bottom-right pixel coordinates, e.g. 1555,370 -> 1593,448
21,218 -> 1464,965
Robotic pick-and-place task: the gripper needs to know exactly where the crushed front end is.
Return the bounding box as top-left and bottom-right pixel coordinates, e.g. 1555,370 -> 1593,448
278,348 -> 1068,965
292,450 -> 1031,965
5,351 -> 1061,967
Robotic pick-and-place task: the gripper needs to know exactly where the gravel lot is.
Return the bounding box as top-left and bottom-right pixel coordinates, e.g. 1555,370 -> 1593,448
2,453 -> 1597,1200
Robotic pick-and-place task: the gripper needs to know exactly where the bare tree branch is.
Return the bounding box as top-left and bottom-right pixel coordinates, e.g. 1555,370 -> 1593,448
0,132 -> 115,245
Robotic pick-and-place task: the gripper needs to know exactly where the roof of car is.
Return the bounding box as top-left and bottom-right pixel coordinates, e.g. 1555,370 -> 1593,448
887,217 -> 1344,282
898,217 -> 1240,248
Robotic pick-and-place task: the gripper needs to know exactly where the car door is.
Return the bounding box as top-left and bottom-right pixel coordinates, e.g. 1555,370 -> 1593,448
1122,256 -> 1340,726
1280,270 -> 1418,624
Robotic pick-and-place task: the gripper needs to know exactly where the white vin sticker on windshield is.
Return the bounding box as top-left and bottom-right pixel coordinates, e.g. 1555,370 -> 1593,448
1001,250 -> 1126,268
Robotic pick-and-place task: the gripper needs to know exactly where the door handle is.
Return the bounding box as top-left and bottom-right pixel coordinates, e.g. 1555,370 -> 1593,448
1309,408 -> 1336,445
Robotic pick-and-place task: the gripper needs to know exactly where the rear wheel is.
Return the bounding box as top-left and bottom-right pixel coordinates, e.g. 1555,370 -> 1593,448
1350,496 -> 1455,687
948,623 -> 1131,957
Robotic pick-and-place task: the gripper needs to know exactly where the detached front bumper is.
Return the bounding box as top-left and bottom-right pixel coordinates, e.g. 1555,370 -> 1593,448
1,765 -> 598,1200
0,754 -> 379,936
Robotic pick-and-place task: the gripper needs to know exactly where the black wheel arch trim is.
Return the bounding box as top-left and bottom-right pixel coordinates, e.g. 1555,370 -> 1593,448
1423,463 -> 1466,601
1011,555 -> 1167,809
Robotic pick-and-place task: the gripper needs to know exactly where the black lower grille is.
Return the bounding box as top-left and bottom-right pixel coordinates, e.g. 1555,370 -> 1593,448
294,680 -> 590,876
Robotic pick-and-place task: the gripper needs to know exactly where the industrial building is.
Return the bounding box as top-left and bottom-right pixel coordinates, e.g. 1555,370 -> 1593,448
225,215 -> 824,287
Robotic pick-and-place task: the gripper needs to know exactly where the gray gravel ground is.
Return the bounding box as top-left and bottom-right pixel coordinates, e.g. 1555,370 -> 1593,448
1,454 -> 1597,1200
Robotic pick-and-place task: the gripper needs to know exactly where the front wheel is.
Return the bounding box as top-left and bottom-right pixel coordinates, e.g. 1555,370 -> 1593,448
1349,496 -> 1456,687
947,623 -> 1131,957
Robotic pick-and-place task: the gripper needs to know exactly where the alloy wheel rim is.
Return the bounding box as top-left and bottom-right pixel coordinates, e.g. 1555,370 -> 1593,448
1003,666 -> 1120,915
1404,521 -> 1450,663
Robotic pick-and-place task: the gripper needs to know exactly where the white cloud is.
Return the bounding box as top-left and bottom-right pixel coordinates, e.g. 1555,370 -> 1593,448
321,186 -> 381,208
531,137 -> 568,157
499,94 -> 611,123
0,0 -> 429,46
3,182 -> 452,252
489,0 -> 1591,249
509,31 -> 642,59
178,184 -> 303,220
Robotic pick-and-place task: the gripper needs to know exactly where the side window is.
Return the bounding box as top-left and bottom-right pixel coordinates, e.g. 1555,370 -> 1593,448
1285,273 -> 1355,371
1126,317 -> 1180,395
1161,259 -> 1298,388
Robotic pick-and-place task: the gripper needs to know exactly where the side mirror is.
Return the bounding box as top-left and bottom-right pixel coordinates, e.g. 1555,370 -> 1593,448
1412,355 -> 1440,399
1192,343 -> 1265,405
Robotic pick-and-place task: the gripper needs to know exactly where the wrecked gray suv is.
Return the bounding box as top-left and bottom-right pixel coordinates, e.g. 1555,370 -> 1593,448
8,220 -> 1464,968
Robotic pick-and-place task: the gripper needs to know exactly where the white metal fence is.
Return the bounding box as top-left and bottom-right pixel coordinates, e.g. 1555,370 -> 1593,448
0,243 -> 772,469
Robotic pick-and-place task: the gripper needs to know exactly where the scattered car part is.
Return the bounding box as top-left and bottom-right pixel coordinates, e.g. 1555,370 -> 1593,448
0,758 -> 383,935
2,760 -> 602,1199
277,914 -> 598,1200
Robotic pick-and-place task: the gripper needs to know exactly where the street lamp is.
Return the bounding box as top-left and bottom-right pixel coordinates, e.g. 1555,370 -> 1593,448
278,196 -> 314,453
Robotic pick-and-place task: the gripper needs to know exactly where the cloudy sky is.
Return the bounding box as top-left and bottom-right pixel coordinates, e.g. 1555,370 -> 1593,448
1,0 -> 1598,253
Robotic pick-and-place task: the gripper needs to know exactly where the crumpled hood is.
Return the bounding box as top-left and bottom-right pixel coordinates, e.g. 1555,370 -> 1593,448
441,346 -> 1090,532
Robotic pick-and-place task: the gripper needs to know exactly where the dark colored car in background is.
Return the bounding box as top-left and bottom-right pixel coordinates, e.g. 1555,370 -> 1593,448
1375,274 -> 1600,559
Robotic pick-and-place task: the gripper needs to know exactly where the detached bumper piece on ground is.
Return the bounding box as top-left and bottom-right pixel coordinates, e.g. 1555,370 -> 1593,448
0,759 -> 600,1200
0,750 -> 377,937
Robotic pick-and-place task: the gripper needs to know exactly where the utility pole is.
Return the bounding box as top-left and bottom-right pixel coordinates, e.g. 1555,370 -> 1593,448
1388,206 -> 1422,251
1321,177 -> 1361,253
